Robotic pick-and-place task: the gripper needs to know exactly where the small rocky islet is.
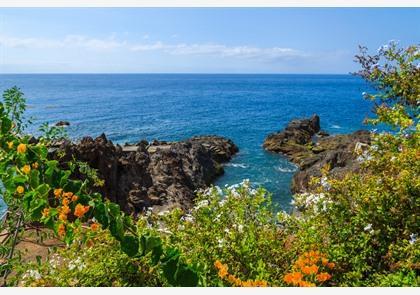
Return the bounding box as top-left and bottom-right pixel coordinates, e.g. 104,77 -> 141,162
49,114 -> 370,214
263,114 -> 371,193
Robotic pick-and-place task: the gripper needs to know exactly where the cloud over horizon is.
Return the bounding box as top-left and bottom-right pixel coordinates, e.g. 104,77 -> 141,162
0,33 -> 308,63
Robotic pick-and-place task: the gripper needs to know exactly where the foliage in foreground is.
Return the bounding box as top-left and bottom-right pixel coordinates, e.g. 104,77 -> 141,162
1,41 -> 419,287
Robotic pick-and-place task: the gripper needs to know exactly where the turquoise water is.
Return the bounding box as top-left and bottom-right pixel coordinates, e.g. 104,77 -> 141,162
0,74 -> 372,214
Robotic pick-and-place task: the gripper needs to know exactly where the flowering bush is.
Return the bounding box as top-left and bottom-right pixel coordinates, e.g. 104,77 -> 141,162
142,181 -> 294,286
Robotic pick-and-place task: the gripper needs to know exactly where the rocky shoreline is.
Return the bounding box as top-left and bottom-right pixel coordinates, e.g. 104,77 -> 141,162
263,115 -> 371,193
51,134 -> 238,214
46,114 -> 371,214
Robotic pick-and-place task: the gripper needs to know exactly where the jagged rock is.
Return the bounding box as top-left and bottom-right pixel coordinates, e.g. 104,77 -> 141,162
55,121 -> 70,127
263,115 -> 371,193
52,134 -> 238,213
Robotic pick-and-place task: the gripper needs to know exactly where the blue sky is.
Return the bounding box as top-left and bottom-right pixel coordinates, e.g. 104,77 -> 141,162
0,8 -> 419,73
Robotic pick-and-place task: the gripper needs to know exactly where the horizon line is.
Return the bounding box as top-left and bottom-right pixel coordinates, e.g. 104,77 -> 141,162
0,72 -> 353,75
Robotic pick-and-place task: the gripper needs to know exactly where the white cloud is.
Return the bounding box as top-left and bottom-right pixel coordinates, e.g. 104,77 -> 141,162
0,33 -> 307,61
0,34 -> 125,50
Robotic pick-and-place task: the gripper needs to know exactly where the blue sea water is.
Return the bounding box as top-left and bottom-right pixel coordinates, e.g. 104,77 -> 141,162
0,74 -> 373,215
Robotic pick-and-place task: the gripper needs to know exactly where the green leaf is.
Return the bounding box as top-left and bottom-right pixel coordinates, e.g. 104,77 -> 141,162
29,169 -> 40,188
175,264 -> 199,287
94,203 -> 109,228
109,216 -> 124,241
120,235 -> 139,257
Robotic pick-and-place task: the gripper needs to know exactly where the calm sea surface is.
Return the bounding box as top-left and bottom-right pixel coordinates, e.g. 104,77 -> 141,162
0,74 -> 373,215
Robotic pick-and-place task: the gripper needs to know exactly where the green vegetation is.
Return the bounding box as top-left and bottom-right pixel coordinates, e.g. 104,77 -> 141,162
0,42 -> 418,287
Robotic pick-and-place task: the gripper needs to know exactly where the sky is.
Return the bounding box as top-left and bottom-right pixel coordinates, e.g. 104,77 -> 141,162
0,8 -> 419,74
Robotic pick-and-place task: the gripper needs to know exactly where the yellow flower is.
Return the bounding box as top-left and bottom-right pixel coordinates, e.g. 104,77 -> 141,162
7,141 -> 14,149
17,143 -> 27,154
16,186 -> 24,194
54,188 -> 63,198
22,164 -> 31,174
42,208 -> 50,218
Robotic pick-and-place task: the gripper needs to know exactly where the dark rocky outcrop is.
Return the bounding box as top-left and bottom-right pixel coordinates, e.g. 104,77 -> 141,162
263,115 -> 371,193
52,134 -> 238,213
55,121 -> 70,127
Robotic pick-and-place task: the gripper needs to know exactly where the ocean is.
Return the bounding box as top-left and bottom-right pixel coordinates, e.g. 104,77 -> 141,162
0,74 -> 373,215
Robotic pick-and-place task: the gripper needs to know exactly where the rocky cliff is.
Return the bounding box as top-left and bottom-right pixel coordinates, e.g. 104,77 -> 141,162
52,134 -> 238,213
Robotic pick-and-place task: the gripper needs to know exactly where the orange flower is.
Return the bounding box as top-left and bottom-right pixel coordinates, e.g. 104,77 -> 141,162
217,264 -> 229,278
316,272 -> 332,282
22,164 -> 31,174
74,204 -> 90,218
42,208 -> 50,218
58,223 -> 66,237
327,262 -> 335,269
17,143 -> 27,154
62,198 -> 70,206
252,280 -> 268,287
32,162 -> 39,169
54,188 -> 63,198
298,280 -> 316,287
63,192 -> 74,198
7,141 -> 14,149
321,258 -> 329,266
284,272 -> 303,286
90,222 -> 100,231
227,274 -> 241,286
301,265 -> 319,275
71,195 -> 79,202
16,186 -> 24,194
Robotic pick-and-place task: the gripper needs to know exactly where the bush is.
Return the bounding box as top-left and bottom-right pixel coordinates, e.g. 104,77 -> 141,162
143,181 -> 293,286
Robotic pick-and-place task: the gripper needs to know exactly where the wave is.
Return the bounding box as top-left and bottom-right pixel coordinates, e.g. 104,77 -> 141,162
331,125 -> 341,129
225,163 -> 247,168
276,166 -> 298,173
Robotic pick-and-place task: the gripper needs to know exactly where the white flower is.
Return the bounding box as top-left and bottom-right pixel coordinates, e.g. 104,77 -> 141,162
409,233 -> 417,244
321,177 -> 331,190
23,270 -> 42,280
181,214 -> 194,223
224,228 -> 230,234
218,199 -> 227,207
68,257 -> 86,271
217,238 -> 224,248
364,224 -> 374,234
158,210 -> 170,216
232,224 -> 244,233
213,213 -> 222,222
194,200 -> 209,210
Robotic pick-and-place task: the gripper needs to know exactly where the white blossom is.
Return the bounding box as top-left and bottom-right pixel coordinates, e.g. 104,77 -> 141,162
217,238 -> 224,248
364,224 -> 374,234
23,270 -> 42,281
181,214 -> 194,223
194,200 -> 209,210
409,233 -> 417,244
68,257 -> 86,271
